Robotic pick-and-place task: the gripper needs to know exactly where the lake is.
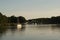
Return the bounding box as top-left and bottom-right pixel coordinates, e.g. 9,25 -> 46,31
0,24 -> 60,40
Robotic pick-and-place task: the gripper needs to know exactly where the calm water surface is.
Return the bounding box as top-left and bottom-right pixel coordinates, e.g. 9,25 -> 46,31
0,24 -> 60,40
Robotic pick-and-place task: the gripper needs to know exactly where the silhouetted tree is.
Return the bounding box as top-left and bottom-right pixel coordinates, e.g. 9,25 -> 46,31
0,12 -> 8,24
18,16 -> 26,24
8,15 -> 17,23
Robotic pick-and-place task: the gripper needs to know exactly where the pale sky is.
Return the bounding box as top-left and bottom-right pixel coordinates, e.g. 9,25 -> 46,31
0,0 -> 60,19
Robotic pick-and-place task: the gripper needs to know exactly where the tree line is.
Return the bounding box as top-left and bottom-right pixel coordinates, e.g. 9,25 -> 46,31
0,12 -> 26,25
28,16 -> 60,24
1,12 -> 60,25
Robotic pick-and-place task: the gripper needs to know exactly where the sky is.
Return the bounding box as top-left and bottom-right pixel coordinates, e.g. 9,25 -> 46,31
0,0 -> 60,19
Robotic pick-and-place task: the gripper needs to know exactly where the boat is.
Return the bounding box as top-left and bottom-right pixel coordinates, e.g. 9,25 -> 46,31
17,17 -> 22,29
17,24 -> 22,29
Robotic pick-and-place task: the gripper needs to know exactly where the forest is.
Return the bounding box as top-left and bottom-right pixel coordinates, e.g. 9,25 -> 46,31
0,12 -> 26,25
28,16 -> 60,24
0,12 -> 60,25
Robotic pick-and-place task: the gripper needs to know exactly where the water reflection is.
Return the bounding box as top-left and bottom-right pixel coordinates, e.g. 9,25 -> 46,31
0,24 -> 60,34
51,24 -> 60,32
0,24 -> 60,40
25,24 -> 60,34
17,24 -> 26,31
0,24 -> 26,37
8,24 -> 26,38
8,24 -> 26,31
0,25 -> 8,40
